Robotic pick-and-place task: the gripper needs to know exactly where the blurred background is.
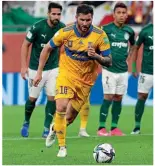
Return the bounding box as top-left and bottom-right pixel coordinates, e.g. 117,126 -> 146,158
2,1 -> 153,106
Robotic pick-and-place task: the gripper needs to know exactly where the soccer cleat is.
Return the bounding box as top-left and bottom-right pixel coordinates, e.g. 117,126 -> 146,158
57,146 -> 67,157
42,130 -> 49,138
45,123 -> 56,147
78,129 -> 90,137
131,128 -> 140,135
97,128 -> 109,136
21,123 -> 29,137
109,128 -> 125,136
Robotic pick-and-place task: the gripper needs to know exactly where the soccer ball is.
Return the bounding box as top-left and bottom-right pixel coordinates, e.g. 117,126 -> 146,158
93,143 -> 115,163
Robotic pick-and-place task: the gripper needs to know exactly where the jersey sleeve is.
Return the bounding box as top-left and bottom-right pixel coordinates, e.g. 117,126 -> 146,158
26,24 -> 38,43
49,28 -> 65,49
101,25 -> 111,36
129,30 -> 135,46
135,29 -> 145,47
97,31 -> 111,57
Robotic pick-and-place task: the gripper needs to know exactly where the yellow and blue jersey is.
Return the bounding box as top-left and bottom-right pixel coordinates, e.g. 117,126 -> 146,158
50,23 -> 111,85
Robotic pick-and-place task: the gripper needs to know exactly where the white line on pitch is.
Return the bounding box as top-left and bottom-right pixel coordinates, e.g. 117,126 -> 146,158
2,133 -> 153,141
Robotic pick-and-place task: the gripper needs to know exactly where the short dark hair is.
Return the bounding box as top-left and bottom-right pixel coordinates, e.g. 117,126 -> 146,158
48,2 -> 62,12
76,4 -> 93,16
114,2 -> 127,12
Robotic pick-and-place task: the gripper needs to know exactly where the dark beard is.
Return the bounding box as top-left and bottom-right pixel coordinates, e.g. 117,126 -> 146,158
79,24 -> 90,32
50,19 -> 59,26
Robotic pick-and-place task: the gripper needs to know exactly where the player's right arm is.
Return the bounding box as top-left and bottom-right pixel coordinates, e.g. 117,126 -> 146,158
33,29 -> 64,87
89,30 -> 112,67
132,29 -> 144,77
21,24 -> 38,80
21,39 -> 31,80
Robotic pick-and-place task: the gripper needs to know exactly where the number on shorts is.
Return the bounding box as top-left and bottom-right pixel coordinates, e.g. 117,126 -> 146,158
139,75 -> 145,83
60,86 -> 68,94
106,76 -> 109,84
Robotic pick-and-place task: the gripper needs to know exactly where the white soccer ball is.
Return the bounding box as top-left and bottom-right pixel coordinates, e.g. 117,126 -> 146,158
93,143 -> 115,163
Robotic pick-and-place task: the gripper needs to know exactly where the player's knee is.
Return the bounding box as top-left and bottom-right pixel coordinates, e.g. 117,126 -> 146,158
113,94 -> 123,101
67,116 -> 74,125
29,97 -> 37,103
138,93 -> 148,100
56,104 -> 67,113
47,95 -> 55,101
104,94 -> 113,101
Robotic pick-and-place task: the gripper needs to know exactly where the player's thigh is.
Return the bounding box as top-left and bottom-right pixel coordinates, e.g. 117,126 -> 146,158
72,83 -> 91,112
115,72 -> 128,95
28,68 -> 45,98
45,68 -> 59,97
102,69 -> 116,94
138,73 -> 153,93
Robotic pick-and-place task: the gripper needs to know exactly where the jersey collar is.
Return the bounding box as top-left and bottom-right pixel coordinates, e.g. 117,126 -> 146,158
73,22 -> 93,38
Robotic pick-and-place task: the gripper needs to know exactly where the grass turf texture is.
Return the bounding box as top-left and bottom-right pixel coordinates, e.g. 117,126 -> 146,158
3,105 -> 153,165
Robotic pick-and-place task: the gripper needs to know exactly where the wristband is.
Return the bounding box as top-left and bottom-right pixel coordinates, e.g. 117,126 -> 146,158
132,62 -> 137,72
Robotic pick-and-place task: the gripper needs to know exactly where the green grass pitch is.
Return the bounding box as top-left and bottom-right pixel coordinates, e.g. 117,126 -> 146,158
3,105 -> 153,165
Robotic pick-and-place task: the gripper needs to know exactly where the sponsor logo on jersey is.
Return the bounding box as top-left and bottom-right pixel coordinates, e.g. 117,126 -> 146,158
111,42 -> 128,48
124,32 -> 129,40
148,36 -> 153,40
68,40 -> 73,47
149,46 -> 153,50
41,34 -> 46,39
79,40 -> 83,45
27,31 -> 32,39
111,33 -> 116,38
103,37 -> 109,44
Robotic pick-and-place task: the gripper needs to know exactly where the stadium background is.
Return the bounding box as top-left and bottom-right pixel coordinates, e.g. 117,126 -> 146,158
2,1 -> 153,105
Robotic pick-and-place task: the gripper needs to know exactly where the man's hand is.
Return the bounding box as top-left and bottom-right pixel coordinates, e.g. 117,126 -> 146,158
87,46 -> 96,57
21,67 -> 28,80
33,72 -> 42,87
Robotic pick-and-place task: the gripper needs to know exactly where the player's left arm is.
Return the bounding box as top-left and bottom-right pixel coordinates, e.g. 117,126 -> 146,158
88,32 -> 112,67
126,30 -> 136,63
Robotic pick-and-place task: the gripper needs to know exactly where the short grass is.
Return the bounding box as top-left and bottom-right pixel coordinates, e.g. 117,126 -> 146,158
2,105 -> 153,165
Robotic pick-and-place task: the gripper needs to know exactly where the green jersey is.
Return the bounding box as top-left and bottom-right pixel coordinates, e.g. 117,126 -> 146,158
26,19 -> 65,71
136,23 -> 153,75
102,22 -> 135,73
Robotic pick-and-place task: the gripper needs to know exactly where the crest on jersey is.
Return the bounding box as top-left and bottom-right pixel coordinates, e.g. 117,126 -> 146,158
103,37 -> 109,44
68,40 -> 73,47
124,33 -> 129,40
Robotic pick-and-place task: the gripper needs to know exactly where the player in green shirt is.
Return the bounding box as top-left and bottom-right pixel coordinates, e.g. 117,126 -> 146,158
131,23 -> 153,134
20,2 -> 65,138
98,2 -> 135,136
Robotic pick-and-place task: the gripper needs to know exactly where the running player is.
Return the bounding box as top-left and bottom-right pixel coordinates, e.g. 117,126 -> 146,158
33,4 -> 111,157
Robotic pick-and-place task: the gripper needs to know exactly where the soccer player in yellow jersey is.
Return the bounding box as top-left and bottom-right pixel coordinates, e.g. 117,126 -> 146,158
33,4 -> 111,157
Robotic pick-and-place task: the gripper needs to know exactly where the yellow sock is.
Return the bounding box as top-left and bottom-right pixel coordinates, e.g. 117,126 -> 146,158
54,111 -> 66,147
79,101 -> 90,129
